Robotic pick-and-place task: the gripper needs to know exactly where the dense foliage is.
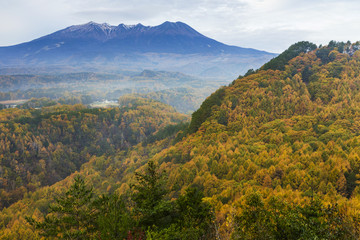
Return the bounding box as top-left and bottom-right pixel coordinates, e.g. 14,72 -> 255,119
261,41 -> 317,71
3,41 -> 360,239
26,161 -> 214,239
233,193 -> 357,240
0,98 -> 187,209
188,87 -> 226,133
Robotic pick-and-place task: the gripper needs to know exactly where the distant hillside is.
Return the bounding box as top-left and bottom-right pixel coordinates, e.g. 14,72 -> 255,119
0,21 -> 276,78
0,100 -> 188,209
0,69 -> 222,113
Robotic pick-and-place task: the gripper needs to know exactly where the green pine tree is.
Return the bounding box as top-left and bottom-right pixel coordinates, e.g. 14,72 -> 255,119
26,176 -> 98,239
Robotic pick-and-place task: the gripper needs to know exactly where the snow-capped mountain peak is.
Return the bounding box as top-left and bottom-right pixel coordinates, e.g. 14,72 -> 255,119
0,21 -> 276,78
67,22 -> 115,34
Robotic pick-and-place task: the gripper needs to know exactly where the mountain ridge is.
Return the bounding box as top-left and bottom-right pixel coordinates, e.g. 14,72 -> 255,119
0,21 -> 276,78
8,21 -> 268,54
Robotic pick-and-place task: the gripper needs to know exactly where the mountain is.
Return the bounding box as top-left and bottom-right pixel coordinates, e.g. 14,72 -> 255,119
6,41 -> 360,238
0,21 -> 276,78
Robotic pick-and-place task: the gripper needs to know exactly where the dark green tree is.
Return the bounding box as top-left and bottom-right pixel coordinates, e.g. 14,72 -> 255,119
233,193 -> 360,240
94,194 -> 133,240
132,160 -> 173,229
244,68 -> 256,77
175,187 -> 214,239
316,47 -> 332,64
26,176 -> 98,239
301,65 -> 312,83
145,187 -> 215,240
189,87 -> 226,133
262,41 -> 317,71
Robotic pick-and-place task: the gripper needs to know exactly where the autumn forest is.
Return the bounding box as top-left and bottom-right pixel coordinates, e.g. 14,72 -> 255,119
2,41 -> 360,239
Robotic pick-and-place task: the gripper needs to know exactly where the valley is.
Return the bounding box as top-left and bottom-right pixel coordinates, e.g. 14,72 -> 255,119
0,69 -> 227,113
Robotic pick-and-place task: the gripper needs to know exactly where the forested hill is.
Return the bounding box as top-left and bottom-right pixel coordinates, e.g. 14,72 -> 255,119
3,41 -> 360,239
161,40 -> 360,237
0,97 -> 188,209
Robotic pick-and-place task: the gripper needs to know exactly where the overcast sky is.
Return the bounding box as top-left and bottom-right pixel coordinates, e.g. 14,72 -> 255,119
0,0 -> 359,52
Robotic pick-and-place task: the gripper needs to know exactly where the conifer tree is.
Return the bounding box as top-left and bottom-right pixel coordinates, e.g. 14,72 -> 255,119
132,160 -> 173,229
26,176 -> 98,239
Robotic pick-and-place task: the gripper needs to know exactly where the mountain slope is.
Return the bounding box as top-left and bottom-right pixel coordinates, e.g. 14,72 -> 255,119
0,98 -> 188,209
1,21 -> 269,54
0,21 -> 276,78
4,41 -> 360,238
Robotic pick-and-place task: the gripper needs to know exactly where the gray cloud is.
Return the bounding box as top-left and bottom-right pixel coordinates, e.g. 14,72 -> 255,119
74,8 -> 157,22
1,0 -> 360,52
